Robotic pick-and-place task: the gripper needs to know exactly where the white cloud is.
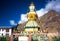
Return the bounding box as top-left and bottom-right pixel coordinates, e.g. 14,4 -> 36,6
21,14 -> 28,21
36,0 -> 60,17
10,20 -> 17,25
18,14 -> 28,24
18,21 -> 21,24
45,0 -> 60,12
36,8 -> 48,17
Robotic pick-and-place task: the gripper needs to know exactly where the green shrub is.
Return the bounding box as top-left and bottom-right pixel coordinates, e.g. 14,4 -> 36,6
52,36 -> 60,41
1,36 -> 7,41
57,36 -> 60,41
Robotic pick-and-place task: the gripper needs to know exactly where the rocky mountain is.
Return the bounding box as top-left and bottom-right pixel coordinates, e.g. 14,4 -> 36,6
40,10 -> 60,33
17,22 -> 27,32
14,10 -> 60,34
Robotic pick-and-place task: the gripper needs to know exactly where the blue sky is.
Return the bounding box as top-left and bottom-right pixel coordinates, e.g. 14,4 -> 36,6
0,0 -> 60,26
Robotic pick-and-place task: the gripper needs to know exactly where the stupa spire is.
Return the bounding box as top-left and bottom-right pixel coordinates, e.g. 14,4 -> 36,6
30,2 -> 34,6
29,2 -> 35,12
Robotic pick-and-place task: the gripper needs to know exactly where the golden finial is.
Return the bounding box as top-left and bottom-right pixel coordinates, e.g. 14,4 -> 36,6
30,2 -> 34,6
